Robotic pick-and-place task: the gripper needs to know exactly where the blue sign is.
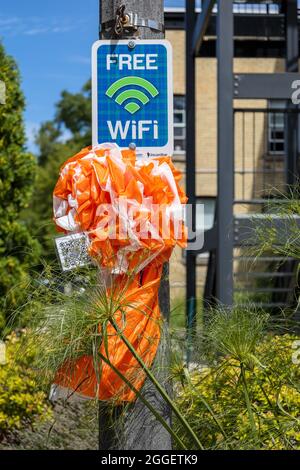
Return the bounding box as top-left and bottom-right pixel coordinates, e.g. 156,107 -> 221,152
92,40 -> 173,156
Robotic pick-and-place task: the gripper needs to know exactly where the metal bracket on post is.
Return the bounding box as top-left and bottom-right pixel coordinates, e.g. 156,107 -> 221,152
101,5 -> 165,38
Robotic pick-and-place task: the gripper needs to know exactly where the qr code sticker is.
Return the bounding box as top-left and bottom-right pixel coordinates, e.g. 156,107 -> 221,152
55,233 -> 91,271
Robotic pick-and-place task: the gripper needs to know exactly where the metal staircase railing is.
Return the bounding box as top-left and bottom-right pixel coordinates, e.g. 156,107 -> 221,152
203,105 -> 300,312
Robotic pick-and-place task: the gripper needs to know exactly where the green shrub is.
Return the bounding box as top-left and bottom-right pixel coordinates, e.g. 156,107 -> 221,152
0,42 -> 40,330
0,331 -> 52,437
175,330 -> 300,450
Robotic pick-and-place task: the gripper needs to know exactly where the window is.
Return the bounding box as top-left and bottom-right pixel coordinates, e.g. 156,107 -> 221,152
268,100 -> 285,154
174,95 -> 186,152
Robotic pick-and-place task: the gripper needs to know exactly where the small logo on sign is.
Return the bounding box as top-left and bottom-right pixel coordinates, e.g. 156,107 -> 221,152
106,76 -> 159,114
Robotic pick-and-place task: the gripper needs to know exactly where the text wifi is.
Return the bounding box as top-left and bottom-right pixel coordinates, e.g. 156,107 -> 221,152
107,120 -> 159,140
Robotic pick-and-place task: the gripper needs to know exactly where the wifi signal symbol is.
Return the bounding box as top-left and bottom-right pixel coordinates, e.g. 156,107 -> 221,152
105,76 -> 159,114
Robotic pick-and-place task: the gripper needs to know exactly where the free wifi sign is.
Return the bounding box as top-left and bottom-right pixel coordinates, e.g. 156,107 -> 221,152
92,40 -> 173,156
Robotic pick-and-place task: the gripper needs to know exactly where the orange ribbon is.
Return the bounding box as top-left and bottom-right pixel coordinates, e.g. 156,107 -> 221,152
53,144 -> 187,401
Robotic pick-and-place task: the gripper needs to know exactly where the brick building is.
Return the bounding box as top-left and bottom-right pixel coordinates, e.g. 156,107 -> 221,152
165,3 -> 295,305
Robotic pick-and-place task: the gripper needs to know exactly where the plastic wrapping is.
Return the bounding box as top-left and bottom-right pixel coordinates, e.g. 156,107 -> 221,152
53,144 -> 187,401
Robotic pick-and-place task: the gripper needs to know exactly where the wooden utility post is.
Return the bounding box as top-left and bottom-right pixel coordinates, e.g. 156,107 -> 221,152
98,0 -> 172,450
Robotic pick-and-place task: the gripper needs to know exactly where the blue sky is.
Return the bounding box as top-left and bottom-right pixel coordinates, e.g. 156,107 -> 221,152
1,0 -> 299,151
1,0 -> 99,150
